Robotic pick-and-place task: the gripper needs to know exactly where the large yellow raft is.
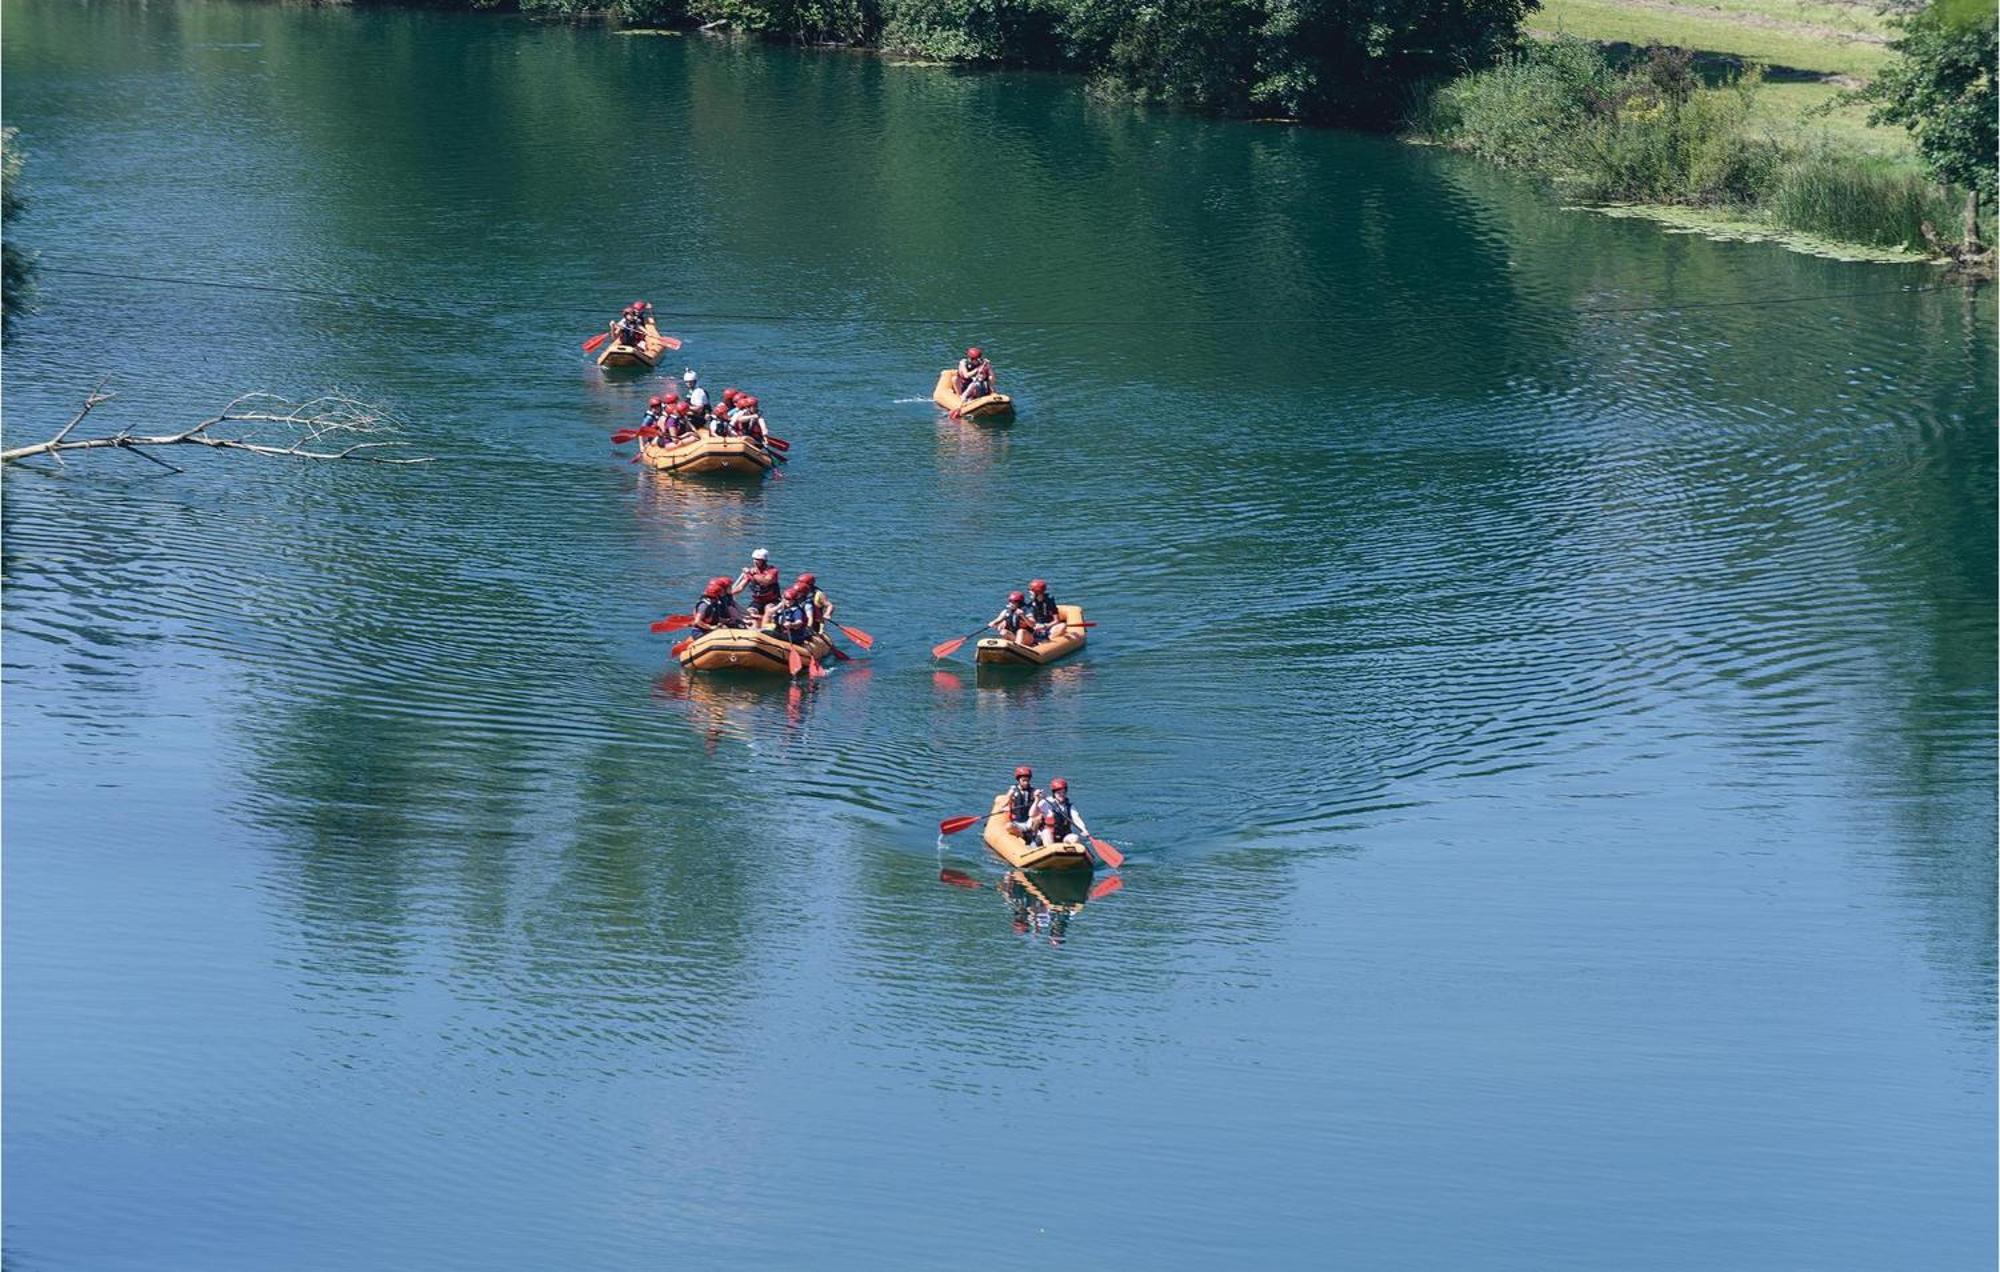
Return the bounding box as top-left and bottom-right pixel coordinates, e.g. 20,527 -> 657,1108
637,432 -> 776,476
975,604 -> 1086,667
981,793 -> 1093,871
933,368 -> 1014,419
598,320 -> 672,369
677,626 -> 835,676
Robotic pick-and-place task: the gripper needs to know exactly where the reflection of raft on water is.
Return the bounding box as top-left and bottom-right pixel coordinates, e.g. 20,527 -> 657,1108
933,368 -> 1014,419
598,320 -> 672,369
677,626 -> 835,676
636,433 -> 776,477
975,605 -> 1085,667
980,792 -> 1093,872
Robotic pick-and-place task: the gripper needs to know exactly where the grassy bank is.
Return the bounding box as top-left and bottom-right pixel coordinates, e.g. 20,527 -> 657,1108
1412,33 -> 1988,261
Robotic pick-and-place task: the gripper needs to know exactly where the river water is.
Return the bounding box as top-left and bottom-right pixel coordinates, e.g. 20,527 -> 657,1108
2,2 -> 1994,1267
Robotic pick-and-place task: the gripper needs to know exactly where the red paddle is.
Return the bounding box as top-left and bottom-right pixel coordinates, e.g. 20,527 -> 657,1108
583,331 -> 610,353
937,812 -> 1124,868
939,814 -> 985,836
930,630 -> 984,660
835,623 -> 873,650
650,614 -> 695,634
787,645 -> 804,677
765,436 -> 790,451
670,636 -> 695,658
807,656 -> 830,680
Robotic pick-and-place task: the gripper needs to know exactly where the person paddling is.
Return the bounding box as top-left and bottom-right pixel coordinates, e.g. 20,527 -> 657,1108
1005,765 -> 1040,840
733,548 -> 782,625
682,370 -> 709,428
1025,578 -> 1066,636
692,576 -> 746,631
772,582 -> 815,646
988,590 -> 1042,647
733,395 -> 769,448
794,572 -> 832,632
1034,777 -> 1090,847
955,346 -> 994,400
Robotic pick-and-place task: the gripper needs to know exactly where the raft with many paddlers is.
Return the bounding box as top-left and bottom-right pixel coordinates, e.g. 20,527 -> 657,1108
637,433 -> 777,476
980,792 -> 1093,871
976,605 -> 1086,666
677,626 -> 835,676
933,368 -> 1014,419
598,320 -> 673,369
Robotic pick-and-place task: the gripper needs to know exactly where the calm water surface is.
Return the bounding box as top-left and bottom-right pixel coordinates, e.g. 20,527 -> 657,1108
3,3 -> 1994,1267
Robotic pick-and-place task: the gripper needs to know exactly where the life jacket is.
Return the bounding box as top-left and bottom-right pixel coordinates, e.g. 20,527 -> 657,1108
775,599 -> 810,631
616,317 -> 643,343
694,595 -> 735,626
746,566 -> 781,606
1038,795 -> 1075,838
1000,603 -> 1033,633
1008,784 -> 1037,823
1029,592 -> 1059,623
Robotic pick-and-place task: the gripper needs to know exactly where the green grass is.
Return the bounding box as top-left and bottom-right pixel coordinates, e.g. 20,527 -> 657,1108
1524,0 -> 1916,163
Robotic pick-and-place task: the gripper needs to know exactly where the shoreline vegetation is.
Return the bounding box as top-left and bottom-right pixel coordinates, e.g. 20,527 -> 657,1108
449,0 -> 1993,272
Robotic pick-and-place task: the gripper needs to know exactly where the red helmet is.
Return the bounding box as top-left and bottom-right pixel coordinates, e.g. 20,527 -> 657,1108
632,300 -> 645,309
722,388 -> 738,403
796,572 -> 816,587
1014,765 -> 1033,779
1008,591 -> 1025,604
639,300 -> 650,308
665,390 -> 680,402
649,396 -> 665,408
1050,778 -> 1068,792
1029,579 -> 1047,593
967,347 -> 983,359
704,577 -> 729,598
742,396 -> 758,408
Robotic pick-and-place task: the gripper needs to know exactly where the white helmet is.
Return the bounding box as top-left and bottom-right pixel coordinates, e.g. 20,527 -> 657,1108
682,369 -> 698,384
751,547 -> 769,562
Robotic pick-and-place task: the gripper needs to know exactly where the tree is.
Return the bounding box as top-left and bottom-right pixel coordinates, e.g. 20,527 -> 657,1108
2,126 -> 28,334
1857,0 -> 1996,244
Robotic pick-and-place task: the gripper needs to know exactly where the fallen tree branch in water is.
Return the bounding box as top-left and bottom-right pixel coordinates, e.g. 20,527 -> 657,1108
1,385 -> 434,470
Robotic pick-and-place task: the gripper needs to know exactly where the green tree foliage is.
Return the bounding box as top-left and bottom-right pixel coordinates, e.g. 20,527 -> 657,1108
1856,0 -> 1996,204
2,126 -> 27,333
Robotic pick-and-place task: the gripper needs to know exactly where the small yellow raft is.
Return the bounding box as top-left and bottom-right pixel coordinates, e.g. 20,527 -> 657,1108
598,320 -> 672,369
933,368 -> 1014,419
976,605 -> 1086,667
637,432 -> 776,477
981,793 -> 1093,871
677,626 -> 834,676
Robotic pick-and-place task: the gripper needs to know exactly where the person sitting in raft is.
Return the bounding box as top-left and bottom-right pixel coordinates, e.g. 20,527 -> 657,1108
1033,777 -> 1090,847
612,301 -> 650,348
733,396 -> 768,448
794,571 -> 831,631
771,583 -> 816,645
660,393 -> 696,443
692,576 -> 746,631
1006,765 -> 1040,839
988,590 -> 1043,647
641,395 -> 670,437
955,347 -> 994,400
1025,578 -> 1065,636
733,548 -> 782,624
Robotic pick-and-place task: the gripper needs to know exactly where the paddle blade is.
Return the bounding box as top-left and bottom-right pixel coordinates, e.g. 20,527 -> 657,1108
766,436 -> 790,451
824,641 -> 852,662
837,624 -> 874,650
582,332 -> 609,353
611,429 -> 640,445
1087,875 -> 1125,901
1089,838 -> 1125,869
658,334 -> 683,350
788,645 -> 804,677
939,868 -> 983,890
938,815 -> 982,836
670,636 -> 695,658
807,656 -> 830,680
649,614 -> 695,633
931,636 -> 968,660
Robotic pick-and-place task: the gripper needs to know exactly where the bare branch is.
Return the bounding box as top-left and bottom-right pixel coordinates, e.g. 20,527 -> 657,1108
2,386 -> 434,468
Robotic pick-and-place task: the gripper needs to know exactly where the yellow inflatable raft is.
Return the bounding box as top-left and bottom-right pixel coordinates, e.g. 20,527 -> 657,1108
677,626 -> 835,676
598,320 -> 671,369
975,605 -> 1086,666
933,368 -> 1014,419
637,432 -> 776,476
981,793 -> 1093,871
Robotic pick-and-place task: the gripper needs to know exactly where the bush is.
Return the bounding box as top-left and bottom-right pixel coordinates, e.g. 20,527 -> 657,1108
1561,69 -> 1780,205
1769,151 -> 1959,248
1415,37 -> 1615,168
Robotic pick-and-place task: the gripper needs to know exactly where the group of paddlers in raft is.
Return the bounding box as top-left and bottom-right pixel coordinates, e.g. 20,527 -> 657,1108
689,547 -> 836,646
630,370 -> 772,449
1002,765 -> 1094,850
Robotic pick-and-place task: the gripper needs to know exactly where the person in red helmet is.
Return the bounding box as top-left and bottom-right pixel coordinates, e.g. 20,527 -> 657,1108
955,346 -> 994,400
1025,578 -> 1066,635
733,394 -> 769,448
794,571 -> 832,631
692,576 -> 745,631
733,548 -> 782,624
1006,765 -> 1040,838
1034,777 -> 1090,846
641,394 -> 670,437
987,589 -> 1043,647
772,581 -> 815,646
660,391 -> 695,442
